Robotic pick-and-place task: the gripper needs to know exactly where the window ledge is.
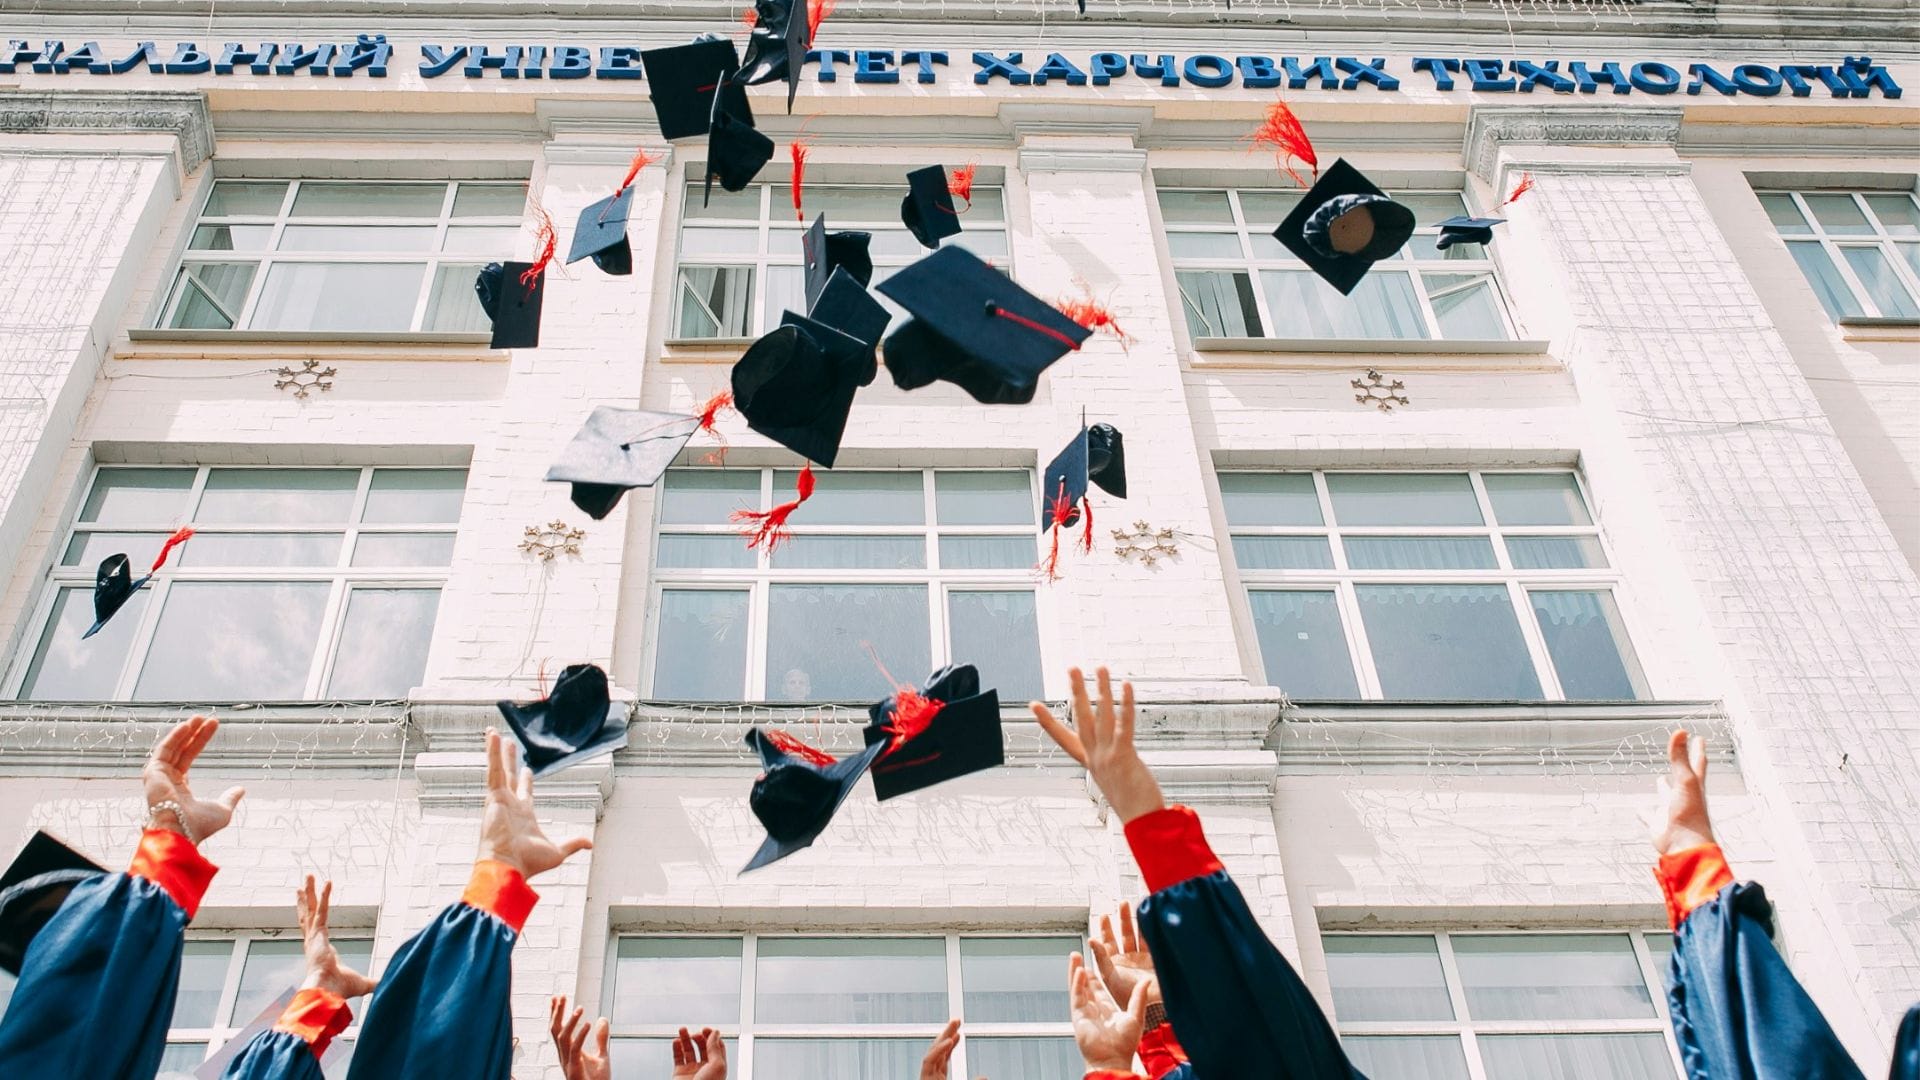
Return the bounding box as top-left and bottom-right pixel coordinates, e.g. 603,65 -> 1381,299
1272,699 -> 1734,774
119,328 -> 500,362
0,702 -> 411,772
1837,317 -> 1920,342
1190,337 -> 1557,372
660,337 -> 755,363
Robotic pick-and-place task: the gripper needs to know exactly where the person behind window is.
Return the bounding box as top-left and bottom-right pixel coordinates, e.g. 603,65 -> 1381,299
779,667 -> 813,702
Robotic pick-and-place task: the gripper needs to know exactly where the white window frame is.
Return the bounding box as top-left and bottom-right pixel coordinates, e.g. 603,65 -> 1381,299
163,930 -> 375,1073
1760,189 -> 1920,319
1224,468 -> 1648,702
155,179 -> 527,333
1325,929 -> 1683,1080
645,467 -> 1045,701
8,464 -> 462,702
1158,186 -> 1519,342
603,931 -> 1081,1080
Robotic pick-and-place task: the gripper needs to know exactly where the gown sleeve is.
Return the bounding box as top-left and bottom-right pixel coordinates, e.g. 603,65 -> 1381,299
1658,844 -> 1866,1080
1890,1003 -> 1919,1080
1127,806 -> 1365,1080
0,828 -> 218,1079
219,989 -> 354,1080
342,860 -> 537,1080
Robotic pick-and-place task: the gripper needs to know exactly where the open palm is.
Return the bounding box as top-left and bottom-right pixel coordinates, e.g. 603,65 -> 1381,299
297,875 -> 377,1000
1069,952 -> 1148,1072
477,729 -> 592,878
143,716 -> 245,843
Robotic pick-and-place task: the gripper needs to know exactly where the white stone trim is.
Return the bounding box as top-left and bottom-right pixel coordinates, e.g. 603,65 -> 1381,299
0,90 -> 214,173
1464,105 -> 1685,182
1275,700 -> 1735,773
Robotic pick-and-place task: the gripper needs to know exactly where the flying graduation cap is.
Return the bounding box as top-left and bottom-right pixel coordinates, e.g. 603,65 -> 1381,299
900,165 -> 963,249
803,214 -> 874,306
877,246 -> 1091,405
497,663 -> 628,778
567,149 -> 657,276
1041,423 -> 1127,581
642,38 -> 753,140
1272,158 -> 1416,296
735,0 -> 811,114
547,403 -> 722,520
741,727 -> 886,873
1433,171 -> 1533,251
84,527 -> 193,640
476,209 -> 557,350
862,663 -> 1004,800
0,831 -> 107,975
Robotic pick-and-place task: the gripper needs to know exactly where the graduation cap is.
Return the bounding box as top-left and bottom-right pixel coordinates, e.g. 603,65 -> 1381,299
0,831 -> 107,975
497,663 -> 627,778
567,186 -> 637,276
1042,422 -> 1127,531
642,38 -> 753,141
862,664 -> 1004,800
900,165 -> 962,249
735,0 -> 811,114
705,99 -> 776,209
1271,158 -> 1416,296
84,527 -> 193,640
546,407 -> 704,520
1435,215 -> 1504,251
742,728 -> 886,872
802,214 -> 874,305
807,267 -> 888,380
475,261 -> 545,349
731,312 -> 870,470
876,246 -> 1091,405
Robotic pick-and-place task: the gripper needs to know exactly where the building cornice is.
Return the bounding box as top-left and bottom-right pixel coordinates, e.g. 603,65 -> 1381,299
0,89 -> 214,173
0,703 -> 412,774
1464,104 -> 1685,182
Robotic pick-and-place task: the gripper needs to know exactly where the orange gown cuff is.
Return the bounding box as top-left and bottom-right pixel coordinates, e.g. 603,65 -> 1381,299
1655,842 -> 1735,930
461,859 -> 539,933
272,987 -> 354,1059
127,827 -> 219,920
1085,1071 -> 1147,1080
1139,1022 -> 1189,1078
1124,805 -> 1226,895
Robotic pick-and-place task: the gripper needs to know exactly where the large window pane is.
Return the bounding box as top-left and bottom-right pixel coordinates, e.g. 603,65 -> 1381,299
684,182 -> 762,220
795,185 -> 909,221
362,469 -> 467,523
327,588 -> 440,699
1175,270 -> 1262,337
1757,193 -> 1809,233
250,262 -> 426,332
1425,274 -> 1509,340
451,183 -> 528,218
755,938 -> 946,1023
1248,591 -> 1359,700
653,590 -> 749,700
947,591 -> 1043,701
677,266 -> 754,338
1356,585 -> 1543,700
1157,190 -> 1235,224
203,181 -> 289,217
1167,231 -> 1245,259
1261,269 -> 1429,340
20,586 -> 144,699
171,940 -> 235,1027
1343,536 -> 1497,570
771,535 -> 926,570
1802,193 -> 1873,234
135,582 -> 330,700
1785,241 -> 1866,318
62,531 -> 167,568
935,472 -> 1033,526
611,938 -> 742,1026
1531,591 -> 1647,701
763,264 -> 806,331
351,533 -> 457,567
166,263 -> 256,329
765,585 -> 930,701
751,1040 -> 925,1078
197,469 -> 359,524
1452,934 -> 1654,1020
960,937 -> 1077,1022
968,1038 -> 1084,1076
938,536 -> 1035,569
189,222 -> 270,249
655,535 -> 755,569
290,181 -> 446,218
1840,245 -> 1920,317
1483,473 -> 1591,526
81,468 -> 196,524
1327,473 -> 1481,527
424,263 -> 490,332
176,533 -> 343,568
1231,536 -> 1335,570
1341,1036 -> 1472,1080
1866,194 -> 1920,235
1505,536 -> 1608,570
1324,936 -> 1454,1022
661,471 -> 759,525
231,940 -> 303,1024
1219,473 -> 1322,526
1479,1033 -> 1676,1080
277,225 -> 437,252
778,471 -> 923,526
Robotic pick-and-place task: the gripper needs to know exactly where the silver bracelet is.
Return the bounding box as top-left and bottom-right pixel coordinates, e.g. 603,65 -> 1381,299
148,800 -> 197,845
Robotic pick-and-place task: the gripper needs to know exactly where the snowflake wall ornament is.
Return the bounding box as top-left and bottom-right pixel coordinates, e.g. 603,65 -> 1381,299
1352,368 -> 1409,413
274,359 -> 336,400
519,521 -> 585,561
1113,520 -> 1180,565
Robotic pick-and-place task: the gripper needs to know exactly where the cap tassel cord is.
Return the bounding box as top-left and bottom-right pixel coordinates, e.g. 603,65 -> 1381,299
1079,499 -> 1095,554
518,208 -> 558,293
1248,100 -> 1318,189
150,527 -> 194,572
1039,479 -> 1076,583
741,5 -> 759,28
612,147 -> 657,199
789,139 -> 810,222
859,645 -> 945,756
732,462 -> 815,552
1498,171 -> 1535,209
988,304 -> 1082,351
765,728 -> 838,767
696,390 -> 735,465
947,163 -> 977,211
807,0 -> 837,38
1057,295 -> 1132,349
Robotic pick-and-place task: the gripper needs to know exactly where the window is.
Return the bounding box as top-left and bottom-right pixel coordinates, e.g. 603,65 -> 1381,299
1324,931 -> 1680,1080
1760,190 -> 1920,320
1222,470 -> 1647,702
649,469 -> 1043,702
606,934 -> 1080,1079
1158,187 -> 1515,343
158,180 -> 528,333
673,181 -> 1008,340
13,466 -> 465,702
151,932 -> 375,1079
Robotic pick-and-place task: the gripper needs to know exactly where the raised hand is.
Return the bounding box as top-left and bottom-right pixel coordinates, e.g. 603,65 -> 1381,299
296,876 -> 376,1000
672,1026 -> 726,1080
549,996 -> 612,1080
143,715 -> 245,844
1068,952 -> 1148,1073
1031,668 -> 1166,822
919,1019 -> 961,1080
1653,729 -> 1716,855
1091,903 -> 1158,1010
476,728 -> 592,879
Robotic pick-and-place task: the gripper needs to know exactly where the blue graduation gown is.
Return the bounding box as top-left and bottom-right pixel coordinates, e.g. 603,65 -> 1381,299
1891,1004 -> 1918,1080
1128,806 -> 1365,1080
0,829 -> 218,1079
220,1031 -> 325,1080
1667,880 -> 1865,1080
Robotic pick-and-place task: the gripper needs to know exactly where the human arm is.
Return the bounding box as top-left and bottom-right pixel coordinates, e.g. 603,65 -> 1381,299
919,1019 -> 960,1080
1650,729 -> 1734,929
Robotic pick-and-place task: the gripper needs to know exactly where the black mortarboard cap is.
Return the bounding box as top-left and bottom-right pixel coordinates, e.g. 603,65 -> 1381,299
567,187 -> 636,276
704,103 -> 776,209
1272,158 -> 1417,296
497,663 -> 627,778
876,246 -> 1090,405
475,261 -> 544,349
85,554 -> 143,640
1042,423 -> 1127,529
803,214 -> 874,306
1435,214 -> 1505,251
742,729 -> 886,872
547,407 -> 703,520
863,664 -> 1004,800
731,317 -> 867,468
735,0 -> 811,114
642,38 -> 752,141
901,165 -> 962,249
808,268 -> 888,385
0,831 -> 107,975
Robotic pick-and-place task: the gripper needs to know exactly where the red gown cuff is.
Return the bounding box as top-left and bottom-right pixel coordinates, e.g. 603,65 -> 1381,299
1138,1022 -> 1189,1078
128,827 -> 219,920
1124,805 -> 1226,895
272,987 -> 353,1059
1084,1071 -> 1147,1080
1655,842 -> 1735,929
461,859 -> 539,933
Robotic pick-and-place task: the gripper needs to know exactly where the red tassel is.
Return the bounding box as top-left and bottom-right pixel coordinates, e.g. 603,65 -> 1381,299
518,207 -> 557,292
741,5 -> 759,28
1056,294 -> 1133,348
697,391 -> 734,437
1247,101 -> 1318,189
989,306 -> 1083,351
1079,499 -> 1094,554
789,139 -> 810,222
732,463 -> 815,552
1498,171 -> 1535,209
1038,479 -> 1077,583
947,163 -> 977,210
807,0 -> 836,38
150,527 -> 193,572
883,689 -> 944,755
614,147 -> 657,196
765,728 -> 838,768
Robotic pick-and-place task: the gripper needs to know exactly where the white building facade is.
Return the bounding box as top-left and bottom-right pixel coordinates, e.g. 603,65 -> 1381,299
0,2 -> 1916,1077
